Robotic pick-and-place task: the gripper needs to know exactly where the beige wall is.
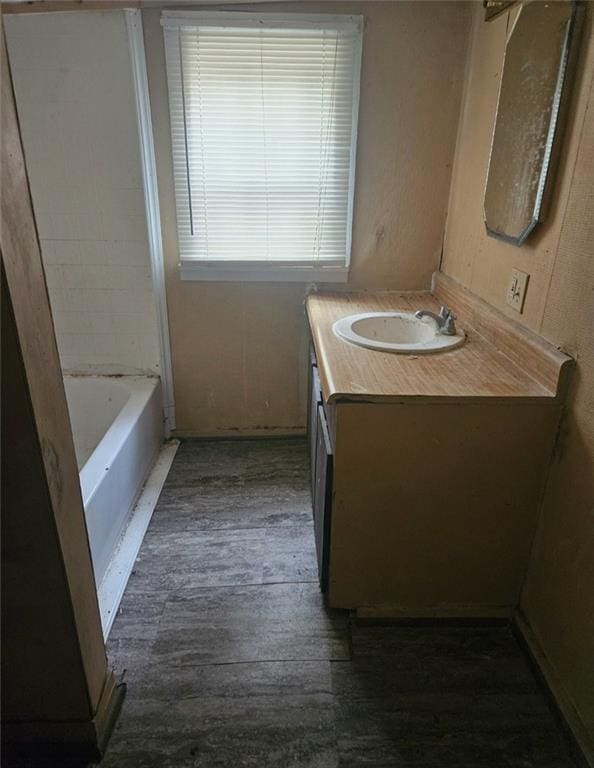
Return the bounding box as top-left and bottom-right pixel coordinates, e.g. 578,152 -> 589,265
143,2 -> 470,436
443,5 -> 594,744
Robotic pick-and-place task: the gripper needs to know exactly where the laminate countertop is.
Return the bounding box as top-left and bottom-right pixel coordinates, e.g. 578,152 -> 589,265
306,284 -> 572,404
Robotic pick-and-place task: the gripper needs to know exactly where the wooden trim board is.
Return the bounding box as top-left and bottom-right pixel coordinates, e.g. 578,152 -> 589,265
93,671 -> 126,756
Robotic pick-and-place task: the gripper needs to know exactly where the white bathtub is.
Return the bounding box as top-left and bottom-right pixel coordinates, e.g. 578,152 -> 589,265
64,375 -> 164,586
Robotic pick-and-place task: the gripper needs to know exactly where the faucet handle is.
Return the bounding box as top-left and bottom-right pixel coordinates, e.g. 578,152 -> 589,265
439,305 -> 455,321
442,312 -> 457,336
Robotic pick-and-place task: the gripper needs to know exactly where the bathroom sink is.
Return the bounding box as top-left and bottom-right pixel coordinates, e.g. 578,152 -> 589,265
332,312 -> 465,354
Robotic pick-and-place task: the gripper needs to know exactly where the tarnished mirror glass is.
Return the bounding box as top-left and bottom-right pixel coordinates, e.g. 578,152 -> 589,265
484,0 -> 578,245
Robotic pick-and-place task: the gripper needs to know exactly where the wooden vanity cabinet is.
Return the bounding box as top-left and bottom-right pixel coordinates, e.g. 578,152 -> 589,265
305,279 -> 572,618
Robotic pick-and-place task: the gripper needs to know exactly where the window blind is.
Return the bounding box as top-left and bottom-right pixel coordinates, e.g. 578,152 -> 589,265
162,12 -> 362,276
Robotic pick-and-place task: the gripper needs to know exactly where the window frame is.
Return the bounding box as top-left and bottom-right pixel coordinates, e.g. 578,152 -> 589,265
161,11 -> 364,283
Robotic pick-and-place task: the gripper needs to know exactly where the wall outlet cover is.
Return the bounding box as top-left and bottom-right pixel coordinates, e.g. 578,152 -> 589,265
506,268 -> 529,313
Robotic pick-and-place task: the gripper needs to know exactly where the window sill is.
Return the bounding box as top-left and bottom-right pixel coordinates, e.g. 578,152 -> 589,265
179,262 -> 349,283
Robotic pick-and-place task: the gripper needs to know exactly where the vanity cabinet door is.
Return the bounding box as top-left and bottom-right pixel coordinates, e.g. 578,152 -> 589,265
313,404 -> 333,592
308,360 -> 322,504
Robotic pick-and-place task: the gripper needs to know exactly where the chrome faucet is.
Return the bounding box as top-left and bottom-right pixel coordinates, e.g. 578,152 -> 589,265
415,305 -> 457,336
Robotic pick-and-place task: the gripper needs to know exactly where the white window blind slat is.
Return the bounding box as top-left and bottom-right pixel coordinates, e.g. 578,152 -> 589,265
162,12 -> 362,274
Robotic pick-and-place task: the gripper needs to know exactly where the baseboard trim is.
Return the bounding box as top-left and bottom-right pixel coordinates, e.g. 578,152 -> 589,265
513,611 -> 593,768
173,428 -> 307,440
2,671 -> 125,763
354,604 -> 514,621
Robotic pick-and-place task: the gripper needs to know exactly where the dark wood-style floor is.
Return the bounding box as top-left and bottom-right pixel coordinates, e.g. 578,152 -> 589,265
101,439 -> 576,768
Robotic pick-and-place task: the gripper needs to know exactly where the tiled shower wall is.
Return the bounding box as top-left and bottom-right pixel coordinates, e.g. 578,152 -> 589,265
5,11 -> 161,374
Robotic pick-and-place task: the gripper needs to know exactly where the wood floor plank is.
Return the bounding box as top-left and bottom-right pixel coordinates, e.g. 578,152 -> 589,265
101,692 -> 337,768
152,582 -> 350,666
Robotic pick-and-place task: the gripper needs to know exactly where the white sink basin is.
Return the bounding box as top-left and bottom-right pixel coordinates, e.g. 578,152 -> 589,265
332,312 -> 465,354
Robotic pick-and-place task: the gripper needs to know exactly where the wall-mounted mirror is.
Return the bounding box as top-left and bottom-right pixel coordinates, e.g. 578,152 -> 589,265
484,0 -> 579,246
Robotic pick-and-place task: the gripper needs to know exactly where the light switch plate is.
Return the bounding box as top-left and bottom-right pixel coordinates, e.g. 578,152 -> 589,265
506,268 -> 529,313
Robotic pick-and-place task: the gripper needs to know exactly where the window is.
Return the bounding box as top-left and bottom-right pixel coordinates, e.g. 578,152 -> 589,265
161,12 -> 363,281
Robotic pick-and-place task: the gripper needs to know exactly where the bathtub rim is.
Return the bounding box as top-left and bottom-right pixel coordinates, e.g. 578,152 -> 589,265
65,374 -> 161,508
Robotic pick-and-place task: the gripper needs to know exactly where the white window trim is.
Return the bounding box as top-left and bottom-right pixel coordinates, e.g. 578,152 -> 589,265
179,262 -> 350,283
161,11 -> 363,283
